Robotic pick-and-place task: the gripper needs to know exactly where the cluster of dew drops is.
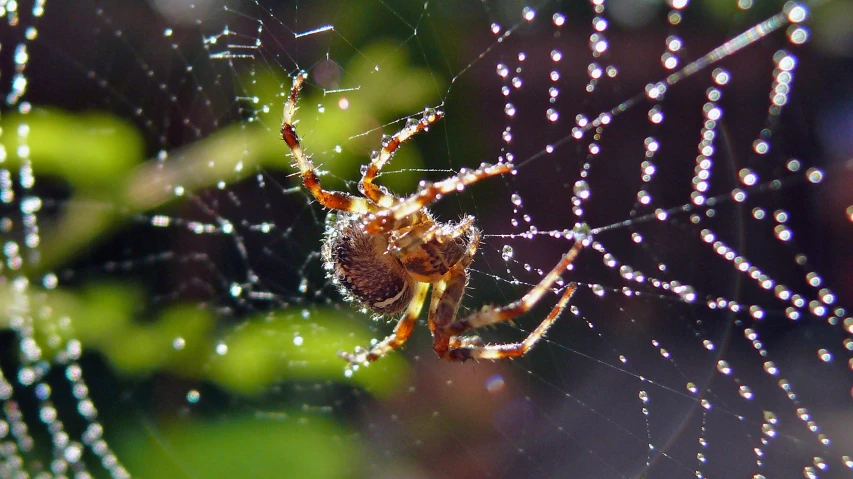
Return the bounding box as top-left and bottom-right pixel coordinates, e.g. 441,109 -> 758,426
481,2 -> 852,477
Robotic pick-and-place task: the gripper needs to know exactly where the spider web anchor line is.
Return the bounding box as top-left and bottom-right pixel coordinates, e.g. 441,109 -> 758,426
294,25 -> 334,38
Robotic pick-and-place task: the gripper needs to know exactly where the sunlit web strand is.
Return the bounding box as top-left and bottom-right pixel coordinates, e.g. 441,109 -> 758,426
294,25 -> 334,39
518,364 -> 699,476
513,3 -> 807,171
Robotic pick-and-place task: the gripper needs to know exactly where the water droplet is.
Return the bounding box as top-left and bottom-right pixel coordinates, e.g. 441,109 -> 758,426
661,52 -> 678,69
546,108 -> 559,122
784,3 -> 808,24
573,180 -> 590,200
485,375 -> 506,394
806,168 -> 824,183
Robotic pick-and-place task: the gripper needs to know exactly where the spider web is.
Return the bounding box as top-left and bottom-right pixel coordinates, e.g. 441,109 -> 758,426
2,0 -> 852,477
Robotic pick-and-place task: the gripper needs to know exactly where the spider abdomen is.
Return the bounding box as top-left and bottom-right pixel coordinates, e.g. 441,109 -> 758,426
322,213 -> 416,315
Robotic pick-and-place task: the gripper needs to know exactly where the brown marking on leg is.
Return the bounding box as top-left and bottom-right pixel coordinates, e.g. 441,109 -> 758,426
427,279 -> 448,356
429,265 -> 468,360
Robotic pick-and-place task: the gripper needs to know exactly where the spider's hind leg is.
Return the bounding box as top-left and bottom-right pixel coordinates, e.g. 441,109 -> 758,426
439,238 -> 585,361
450,283 -> 577,361
339,282 -> 430,365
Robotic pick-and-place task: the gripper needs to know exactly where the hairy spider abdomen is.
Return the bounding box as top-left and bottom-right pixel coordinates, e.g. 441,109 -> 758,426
323,213 -> 416,314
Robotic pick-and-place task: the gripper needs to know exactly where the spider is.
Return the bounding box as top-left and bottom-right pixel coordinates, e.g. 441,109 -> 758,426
281,71 -> 586,366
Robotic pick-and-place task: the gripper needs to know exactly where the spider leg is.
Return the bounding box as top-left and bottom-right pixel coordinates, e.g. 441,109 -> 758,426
450,283 -> 577,360
339,282 -> 430,365
446,239 -> 584,334
427,277 -> 447,338
359,109 -> 445,208
282,71 -> 374,214
427,229 -> 480,359
430,263 -> 470,360
440,239 -> 585,361
365,162 -> 514,234
449,336 -> 484,349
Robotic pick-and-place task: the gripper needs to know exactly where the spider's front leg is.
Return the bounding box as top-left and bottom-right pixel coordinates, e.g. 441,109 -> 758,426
339,282 -> 430,366
282,71 -> 373,214
359,109 -> 445,208
365,162 -> 514,235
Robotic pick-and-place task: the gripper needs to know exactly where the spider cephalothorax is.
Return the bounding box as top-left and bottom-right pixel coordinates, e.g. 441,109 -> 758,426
322,211 -> 478,315
282,70 -> 585,366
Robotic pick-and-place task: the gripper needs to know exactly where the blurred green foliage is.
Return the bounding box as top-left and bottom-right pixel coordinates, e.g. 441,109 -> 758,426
115,415 -> 362,479
1,283 -> 406,395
